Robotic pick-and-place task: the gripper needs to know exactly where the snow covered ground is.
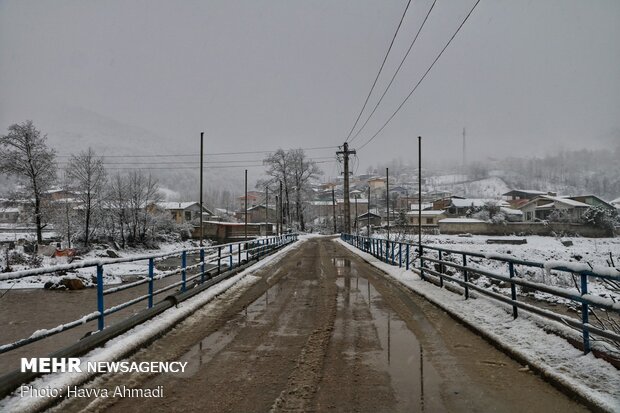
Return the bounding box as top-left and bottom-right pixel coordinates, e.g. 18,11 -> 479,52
0,240 -> 205,290
415,234 -> 620,304
337,238 -> 620,412
370,233 -> 620,308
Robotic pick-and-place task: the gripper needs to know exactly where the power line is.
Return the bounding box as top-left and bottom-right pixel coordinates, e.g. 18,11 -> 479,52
56,156 -> 335,166
358,0 -> 481,151
345,0 -> 412,142
56,159 -> 338,171
349,0 -> 437,144
55,145 -> 337,158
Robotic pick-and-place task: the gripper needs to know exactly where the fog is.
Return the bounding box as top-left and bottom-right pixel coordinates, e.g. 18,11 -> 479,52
1,0 -> 618,172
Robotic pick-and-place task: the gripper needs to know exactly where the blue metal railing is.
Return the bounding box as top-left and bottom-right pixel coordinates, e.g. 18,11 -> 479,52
0,234 -> 298,354
341,234 -> 620,355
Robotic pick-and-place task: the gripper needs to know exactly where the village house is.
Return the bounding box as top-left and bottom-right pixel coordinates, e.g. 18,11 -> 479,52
236,191 -> 264,210
503,189 -> 550,208
367,177 -> 386,193
440,198 -> 507,217
355,211 -> 382,228
154,202 -> 215,224
518,195 -> 589,222
565,195 -> 616,211
406,210 -> 447,227
236,204 -> 277,224
0,207 -> 20,224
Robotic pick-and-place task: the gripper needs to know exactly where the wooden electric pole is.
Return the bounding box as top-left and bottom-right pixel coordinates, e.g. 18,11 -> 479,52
337,142 -> 356,234
418,136 -> 422,250
367,186 -> 371,236
332,186 -> 337,234
244,169 -> 248,240
200,132 -> 204,247
386,167 -> 390,239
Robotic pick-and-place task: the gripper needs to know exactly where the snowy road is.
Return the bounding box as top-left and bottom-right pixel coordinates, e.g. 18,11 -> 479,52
52,237 -> 588,412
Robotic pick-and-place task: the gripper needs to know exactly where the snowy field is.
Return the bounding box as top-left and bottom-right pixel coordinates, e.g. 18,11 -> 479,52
392,233 -> 620,305
0,240 -> 204,290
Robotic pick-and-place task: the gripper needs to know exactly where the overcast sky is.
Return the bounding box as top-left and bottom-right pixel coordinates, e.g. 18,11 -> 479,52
1,0 -> 619,175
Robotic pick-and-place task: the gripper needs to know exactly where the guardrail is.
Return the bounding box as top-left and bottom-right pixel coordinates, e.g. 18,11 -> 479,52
341,234 -> 620,355
0,234 -> 298,355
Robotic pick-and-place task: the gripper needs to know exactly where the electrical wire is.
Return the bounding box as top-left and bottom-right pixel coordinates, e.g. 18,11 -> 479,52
56,156 -> 334,166
345,0 -> 412,142
349,0 -> 437,144
358,0 -> 481,151
55,145 -> 337,158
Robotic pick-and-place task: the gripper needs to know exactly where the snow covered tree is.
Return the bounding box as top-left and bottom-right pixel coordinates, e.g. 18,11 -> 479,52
581,205 -> 618,234
0,121 -> 56,243
66,148 -> 107,247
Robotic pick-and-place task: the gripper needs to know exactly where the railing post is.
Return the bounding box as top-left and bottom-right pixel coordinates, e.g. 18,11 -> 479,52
581,274 -> 591,354
419,246 -> 425,281
96,264 -> 104,331
508,262 -> 518,319
148,258 -> 154,308
181,251 -> 187,292
462,254 -> 469,299
438,250 -> 444,288
229,244 -> 233,269
399,243 -> 402,268
218,246 -> 222,274
238,242 -> 242,264
200,248 -> 205,282
406,244 -> 410,270
391,242 -> 395,265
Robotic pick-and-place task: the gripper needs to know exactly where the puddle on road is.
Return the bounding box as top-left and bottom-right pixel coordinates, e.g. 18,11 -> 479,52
334,258 -> 446,412
175,283 -> 283,378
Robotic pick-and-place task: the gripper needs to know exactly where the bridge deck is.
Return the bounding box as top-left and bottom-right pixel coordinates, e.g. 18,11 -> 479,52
53,237 -> 587,412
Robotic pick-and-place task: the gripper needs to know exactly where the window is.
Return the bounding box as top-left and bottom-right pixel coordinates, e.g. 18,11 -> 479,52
184,211 -> 192,221
426,218 -> 433,224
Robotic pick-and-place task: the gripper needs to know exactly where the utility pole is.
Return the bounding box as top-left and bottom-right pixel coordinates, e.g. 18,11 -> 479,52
418,136 -> 422,251
275,195 -> 280,236
279,181 -> 283,234
355,195 -> 358,236
337,142 -> 356,234
367,186 -> 371,237
462,127 -> 466,171
386,167 -> 390,240
200,132 -> 204,247
265,186 -> 269,235
332,186 -> 337,234
244,169 -> 248,240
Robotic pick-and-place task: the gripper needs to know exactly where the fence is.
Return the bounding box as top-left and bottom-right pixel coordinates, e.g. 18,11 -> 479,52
0,234 -> 298,355
341,234 -> 620,355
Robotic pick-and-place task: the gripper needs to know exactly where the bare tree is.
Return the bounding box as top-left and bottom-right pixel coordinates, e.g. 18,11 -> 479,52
126,171 -> 161,243
66,148 -> 107,247
107,173 -> 129,247
263,149 -> 292,226
289,149 -> 322,231
0,121 -> 56,243
50,171 -> 78,248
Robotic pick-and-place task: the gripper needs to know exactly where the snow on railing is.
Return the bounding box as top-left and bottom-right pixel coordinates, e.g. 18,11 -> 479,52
342,233 -> 620,355
0,234 -> 299,355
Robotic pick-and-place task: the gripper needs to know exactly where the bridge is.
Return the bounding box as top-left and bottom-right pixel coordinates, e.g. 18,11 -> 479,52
0,235 -> 618,412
